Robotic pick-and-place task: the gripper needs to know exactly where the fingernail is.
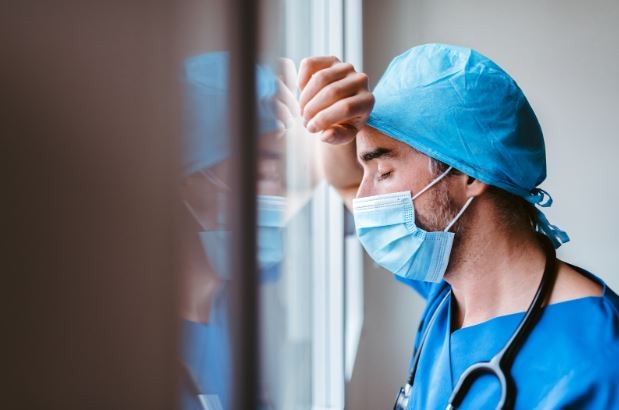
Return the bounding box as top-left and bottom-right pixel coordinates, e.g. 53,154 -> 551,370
307,120 -> 317,133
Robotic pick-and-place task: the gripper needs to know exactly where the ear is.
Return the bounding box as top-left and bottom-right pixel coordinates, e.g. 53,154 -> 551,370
465,176 -> 489,198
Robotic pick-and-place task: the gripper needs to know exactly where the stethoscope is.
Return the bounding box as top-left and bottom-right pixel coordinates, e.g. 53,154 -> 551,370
180,359 -> 274,410
180,360 -> 222,410
394,235 -> 558,410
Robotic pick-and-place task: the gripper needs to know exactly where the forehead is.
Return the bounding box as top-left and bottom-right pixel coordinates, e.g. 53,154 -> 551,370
356,126 -> 404,151
356,126 -> 427,163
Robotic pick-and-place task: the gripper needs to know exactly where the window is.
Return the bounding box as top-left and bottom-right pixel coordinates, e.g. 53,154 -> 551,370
178,1 -> 364,408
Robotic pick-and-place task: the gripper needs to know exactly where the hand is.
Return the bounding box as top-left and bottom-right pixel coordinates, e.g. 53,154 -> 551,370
298,56 -> 374,145
257,58 -> 299,196
273,58 -> 301,134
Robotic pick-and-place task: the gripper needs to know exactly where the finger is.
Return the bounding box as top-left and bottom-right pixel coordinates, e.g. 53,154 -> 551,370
307,92 -> 374,133
277,58 -> 298,90
277,79 -> 300,117
275,119 -> 286,134
274,99 -> 294,129
299,62 -> 355,114
319,125 -> 356,145
302,72 -> 368,126
298,56 -> 341,91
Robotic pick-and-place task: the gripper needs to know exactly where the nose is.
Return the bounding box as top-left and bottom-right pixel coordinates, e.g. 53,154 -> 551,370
355,175 -> 374,199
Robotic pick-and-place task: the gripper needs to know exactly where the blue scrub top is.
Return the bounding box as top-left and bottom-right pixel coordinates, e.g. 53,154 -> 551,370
398,266 -> 619,409
180,289 -> 231,410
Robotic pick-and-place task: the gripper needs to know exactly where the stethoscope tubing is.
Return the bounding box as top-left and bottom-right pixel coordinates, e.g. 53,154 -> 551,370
396,234 -> 559,410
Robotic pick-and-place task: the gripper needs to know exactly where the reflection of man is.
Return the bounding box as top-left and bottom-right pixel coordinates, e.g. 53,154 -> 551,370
179,52 -> 302,410
299,44 -> 619,408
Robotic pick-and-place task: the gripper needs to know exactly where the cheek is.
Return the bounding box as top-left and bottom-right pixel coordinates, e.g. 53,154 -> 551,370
388,173 -> 415,193
414,184 -> 457,231
388,164 -> 426,196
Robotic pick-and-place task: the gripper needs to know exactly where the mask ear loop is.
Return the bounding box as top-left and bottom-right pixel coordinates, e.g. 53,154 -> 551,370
183,200 -> 208,231
444,196 -> 475,232
199,169 -> 229,226
412,166 -> 453,201
200,169 -> 231,191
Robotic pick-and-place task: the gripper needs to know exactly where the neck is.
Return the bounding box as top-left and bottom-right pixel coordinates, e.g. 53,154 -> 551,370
178,221 -> 222,323
444,210 -> 546,330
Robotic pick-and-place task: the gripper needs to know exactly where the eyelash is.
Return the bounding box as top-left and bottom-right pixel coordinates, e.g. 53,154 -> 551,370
378,170 -> 392,181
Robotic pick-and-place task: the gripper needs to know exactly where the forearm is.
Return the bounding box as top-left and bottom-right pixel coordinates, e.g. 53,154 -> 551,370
318,137 -> 362,191
296,56 -> 372,208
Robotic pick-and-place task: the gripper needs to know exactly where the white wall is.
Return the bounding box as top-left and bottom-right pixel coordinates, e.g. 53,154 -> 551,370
347,254 -> 425,409
349,0 -> 619,408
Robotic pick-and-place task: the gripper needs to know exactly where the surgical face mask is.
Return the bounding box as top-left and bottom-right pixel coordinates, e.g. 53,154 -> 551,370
352,165 -> 474,283
256,195 -> 286,283
184,170 -> 231,278
198,230 -> 231,279
185,194 -> 286,282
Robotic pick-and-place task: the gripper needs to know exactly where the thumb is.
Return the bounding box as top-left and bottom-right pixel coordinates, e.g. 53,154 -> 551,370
319,124 -> 357,145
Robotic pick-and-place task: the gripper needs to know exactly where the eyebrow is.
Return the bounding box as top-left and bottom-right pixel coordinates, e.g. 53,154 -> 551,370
259,148 -> 282,159
359,147 -> 395,163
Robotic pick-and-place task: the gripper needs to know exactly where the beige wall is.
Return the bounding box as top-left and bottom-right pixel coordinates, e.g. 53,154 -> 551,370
3,2 -> 181,408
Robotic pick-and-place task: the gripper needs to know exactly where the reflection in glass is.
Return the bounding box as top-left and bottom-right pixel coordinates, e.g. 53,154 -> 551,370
257,8 -> 319,408
178,48 -> 305,409
177,1 -> 324,408
179,52 -> 234,410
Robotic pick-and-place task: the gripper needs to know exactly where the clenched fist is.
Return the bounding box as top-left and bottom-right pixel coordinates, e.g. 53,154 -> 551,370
298,56 -> 374,145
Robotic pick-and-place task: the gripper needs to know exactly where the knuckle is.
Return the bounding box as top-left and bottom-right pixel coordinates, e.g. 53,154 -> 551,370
341,62 -> 354,72
312,116 -> 324,130
360,91 -> 374,105
353,72 -> 369,86
351,97 -> 369,116
302,57 -> 320,73
313,70 -> 328,85
326,85 -> 342,100
341,101 -> 354,116
368,92 -> 376,107
299,57 -> 310,70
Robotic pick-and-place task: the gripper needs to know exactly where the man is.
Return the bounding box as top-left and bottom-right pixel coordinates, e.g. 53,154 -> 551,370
299,44 -> 619,408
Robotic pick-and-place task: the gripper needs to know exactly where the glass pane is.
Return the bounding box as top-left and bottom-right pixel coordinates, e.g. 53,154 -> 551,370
258,1 -> 317,409
177,1 -> 328,409
177,2 -> 232,409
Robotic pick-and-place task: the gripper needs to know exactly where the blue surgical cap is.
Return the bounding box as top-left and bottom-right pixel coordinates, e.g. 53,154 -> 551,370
367,43 -> 569,248
183,52 -> 279,176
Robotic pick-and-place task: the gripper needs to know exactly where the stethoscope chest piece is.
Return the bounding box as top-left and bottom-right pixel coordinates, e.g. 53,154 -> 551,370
393,383 -> 412,410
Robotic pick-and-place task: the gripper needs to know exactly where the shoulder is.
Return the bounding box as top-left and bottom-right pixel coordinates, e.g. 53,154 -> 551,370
547,261 -> 603,305
552,262 -> 619,317
519,271 -> 619,367
537,342 -> 619,409
517,287 -> 619,408
540,266 -> 619,348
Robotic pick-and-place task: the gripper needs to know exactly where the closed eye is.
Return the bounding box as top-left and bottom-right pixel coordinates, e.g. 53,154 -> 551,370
378,170 -> 392,181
